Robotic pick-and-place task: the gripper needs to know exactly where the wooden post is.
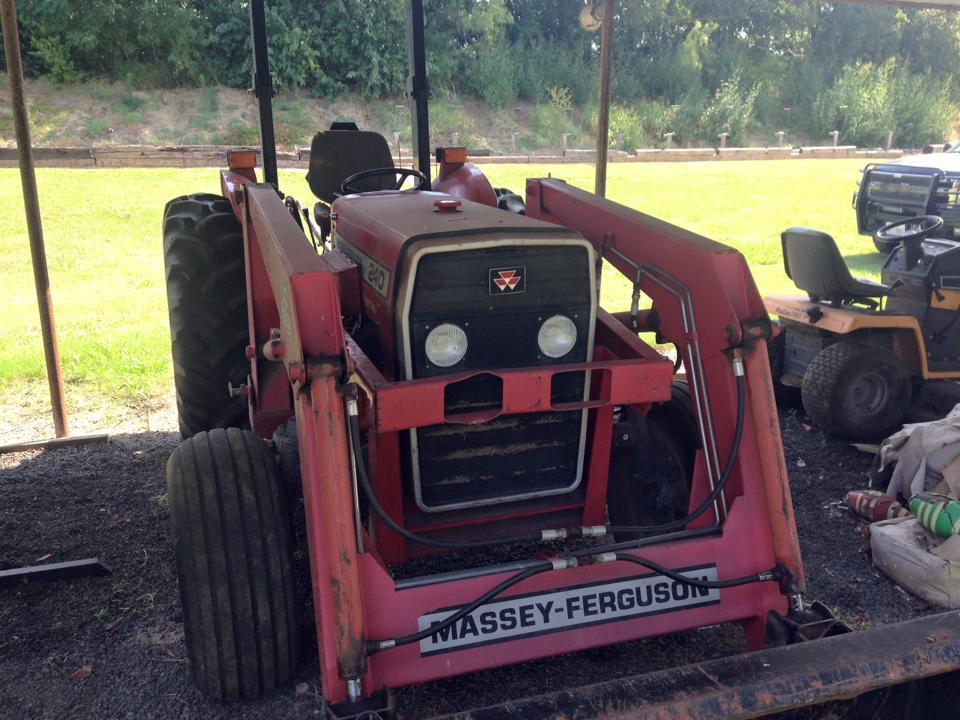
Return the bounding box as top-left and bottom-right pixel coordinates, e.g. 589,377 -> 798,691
664,132 -> 676,149
718,133 -> 728,149
1,0 -> 69,438
594,0 -> 614,197
777,131 -> 785,148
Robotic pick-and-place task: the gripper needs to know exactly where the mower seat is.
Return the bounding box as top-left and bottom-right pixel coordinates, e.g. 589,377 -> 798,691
781,227 -> 890,302
307,125 -> 394,203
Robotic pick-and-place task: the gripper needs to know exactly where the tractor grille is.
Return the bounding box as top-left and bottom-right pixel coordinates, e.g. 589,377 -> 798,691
403,242 -> 595,512
857,165 -> 950,235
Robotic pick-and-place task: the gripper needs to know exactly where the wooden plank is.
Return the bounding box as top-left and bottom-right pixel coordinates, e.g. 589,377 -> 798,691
0,558 -> 111,588
0,432 -> 109,455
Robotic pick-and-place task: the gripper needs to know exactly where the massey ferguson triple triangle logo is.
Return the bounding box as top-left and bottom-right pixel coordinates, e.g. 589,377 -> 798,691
489,266 -> 526,295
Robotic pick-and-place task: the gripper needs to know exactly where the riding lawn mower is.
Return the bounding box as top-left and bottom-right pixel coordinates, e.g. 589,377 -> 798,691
767,215 -> 960,441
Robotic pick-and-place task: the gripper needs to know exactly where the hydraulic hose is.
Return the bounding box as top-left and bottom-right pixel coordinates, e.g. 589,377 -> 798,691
603,369 -> 747,535
366,549 -> 782,655
347,409 -> 542,549
610,553 -> 782,590
367,562 -> 554,654
348,357 -> 746,546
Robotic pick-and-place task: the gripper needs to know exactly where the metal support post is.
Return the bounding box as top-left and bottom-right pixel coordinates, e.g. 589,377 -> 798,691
0,0 -> 69,438
250,0 -> 278,188
594,0 -> 614,196
406,0 -> 431,185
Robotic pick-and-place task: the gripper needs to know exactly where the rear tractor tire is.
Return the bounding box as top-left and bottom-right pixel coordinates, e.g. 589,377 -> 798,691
801,340 -> 910,441
607,382 -> 698,542
163,193 -> 249,439
167,428 -> 300,700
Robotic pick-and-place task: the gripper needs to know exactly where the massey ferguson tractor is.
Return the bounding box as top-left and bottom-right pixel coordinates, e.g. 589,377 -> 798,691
161,1 -> 960,717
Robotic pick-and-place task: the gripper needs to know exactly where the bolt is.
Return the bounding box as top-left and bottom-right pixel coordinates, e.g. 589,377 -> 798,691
227,382 -> 248,398
289,364 -> 306,383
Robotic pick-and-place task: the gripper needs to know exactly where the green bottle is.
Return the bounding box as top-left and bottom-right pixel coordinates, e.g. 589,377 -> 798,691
910,494 -> 960,538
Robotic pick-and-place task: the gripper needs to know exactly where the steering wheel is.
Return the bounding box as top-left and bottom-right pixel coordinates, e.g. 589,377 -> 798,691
875,215 -> 944,246
340,167 -> 428,195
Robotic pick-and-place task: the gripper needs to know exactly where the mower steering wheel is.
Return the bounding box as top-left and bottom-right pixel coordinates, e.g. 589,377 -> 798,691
875,215 -> 944,247
340,167 -> 428,195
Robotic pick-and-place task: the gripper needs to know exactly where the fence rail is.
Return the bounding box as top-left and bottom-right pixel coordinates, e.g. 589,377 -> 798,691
0,144 -> 908,169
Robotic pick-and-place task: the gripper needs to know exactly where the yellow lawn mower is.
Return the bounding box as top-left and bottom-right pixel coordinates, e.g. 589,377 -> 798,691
765,215 -> 960,441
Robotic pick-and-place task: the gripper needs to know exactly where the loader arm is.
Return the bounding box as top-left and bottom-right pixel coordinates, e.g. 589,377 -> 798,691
525,178 -> 804,588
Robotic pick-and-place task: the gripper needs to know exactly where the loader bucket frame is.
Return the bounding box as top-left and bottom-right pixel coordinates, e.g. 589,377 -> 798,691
428,610 -> 960,720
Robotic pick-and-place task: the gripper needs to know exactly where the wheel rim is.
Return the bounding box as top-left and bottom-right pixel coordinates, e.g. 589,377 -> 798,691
846,371 -> 889,416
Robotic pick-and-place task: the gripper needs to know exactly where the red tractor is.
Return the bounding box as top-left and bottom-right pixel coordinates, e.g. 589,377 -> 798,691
160,2 -> 960,717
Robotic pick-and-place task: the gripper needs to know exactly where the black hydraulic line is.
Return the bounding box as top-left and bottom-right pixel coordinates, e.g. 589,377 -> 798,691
567,526 -> 722,559
249,0 -> 278,188
367,563 -> 553,654
348,413 -> 541,549
367,549 -> 782,656
604,372 -> 747,535
612,553 -> 782,590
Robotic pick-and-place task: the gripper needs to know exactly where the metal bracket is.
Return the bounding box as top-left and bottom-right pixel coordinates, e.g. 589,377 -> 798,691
767,600 -> 851,645
323,688 -> 396,720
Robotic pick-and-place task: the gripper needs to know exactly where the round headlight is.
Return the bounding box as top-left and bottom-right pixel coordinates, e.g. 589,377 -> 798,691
425,323 -> 468,368
538,315 -> 577,358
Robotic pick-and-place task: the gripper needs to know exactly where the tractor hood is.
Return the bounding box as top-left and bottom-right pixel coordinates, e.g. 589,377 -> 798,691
889,151 -> 960,175
330,190 -> 583,310
330,190 -> 587,378
331,190 -> 579,251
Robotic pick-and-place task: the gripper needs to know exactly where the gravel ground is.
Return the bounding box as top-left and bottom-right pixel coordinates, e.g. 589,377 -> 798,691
0,401 -> 935,719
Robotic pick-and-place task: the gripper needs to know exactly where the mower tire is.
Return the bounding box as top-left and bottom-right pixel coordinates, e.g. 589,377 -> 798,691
607,382 -> 697,541
766,329 -> 796,404
163,193 -> 248,439
167,428 -> 299,701
873,235 -> 899,255
801,340 -> 910,441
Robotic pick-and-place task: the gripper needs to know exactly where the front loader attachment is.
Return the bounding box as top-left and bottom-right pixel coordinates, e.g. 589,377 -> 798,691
428,610 -> 960,720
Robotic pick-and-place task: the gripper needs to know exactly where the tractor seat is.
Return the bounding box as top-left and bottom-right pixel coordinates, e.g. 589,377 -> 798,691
306,124 -> 394,203
781,227 -> 890,302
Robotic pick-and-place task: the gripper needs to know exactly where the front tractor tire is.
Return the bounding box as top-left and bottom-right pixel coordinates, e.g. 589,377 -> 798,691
167,428 -> 299,700
163,194 -> 249,439
801,341 -> 910,441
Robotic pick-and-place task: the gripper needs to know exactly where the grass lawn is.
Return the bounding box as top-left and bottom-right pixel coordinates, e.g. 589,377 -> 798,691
0,159 -> 879,414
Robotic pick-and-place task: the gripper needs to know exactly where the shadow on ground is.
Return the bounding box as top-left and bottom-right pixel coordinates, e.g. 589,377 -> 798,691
0,412 -> 932,719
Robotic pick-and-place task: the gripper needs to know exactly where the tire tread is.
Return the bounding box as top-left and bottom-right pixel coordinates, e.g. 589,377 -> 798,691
167,428 -> 298,701
163,194 -> 248,438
